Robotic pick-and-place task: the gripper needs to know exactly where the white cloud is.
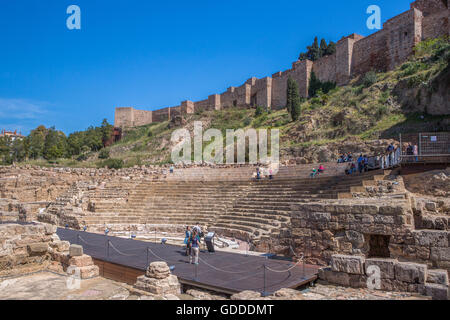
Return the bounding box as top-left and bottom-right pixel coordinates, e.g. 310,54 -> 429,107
0,98 -> 48,120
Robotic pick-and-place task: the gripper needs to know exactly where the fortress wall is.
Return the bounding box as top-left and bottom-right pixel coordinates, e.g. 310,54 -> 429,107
132,109 -> 153,127
220,87 -> 237,109
271,71 -> 289,110
253,77 -> 272,109
114,1 -> 448,128
152,107 -> 170,123
351,30 -> 388,77
422,10 -> 449,40
194,99 -> 211,112
114,107 -> 134,128
290,60 -> 313,98
208,94 -> 221,110
170,106 -> 182,118
181,101 -> 195,114
236,83 -> 252,107
411,0 -> 448,16
312,53 -> 337,83
385,9 -> 423,71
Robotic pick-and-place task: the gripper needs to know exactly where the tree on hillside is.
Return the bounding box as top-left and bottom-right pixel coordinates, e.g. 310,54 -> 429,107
100,118 -> 113,146
27,125 -> 47,159
287,77 -> 301,121
308,72 -> 321,97
299,38 -> 336,61
43,127 -> 68,160
325,41 -> 336,56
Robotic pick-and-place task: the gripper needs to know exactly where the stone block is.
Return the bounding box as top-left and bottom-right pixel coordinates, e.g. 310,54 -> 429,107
27,243 -> 48,256
413,230 -> 448,247
134,274 -> 181,295
365,258 -> 397,279
231,290 -> 262,300
146,261 -> 171,279
427,269 -> 449,286
43,223 -> 57,235
331,254 -> 365,275
430,247 -> 450,262
79,265 -> 99,279
321,269 -> 350,287
69,244 -> 83,257
68,254 -> 93,267
395,262 -> 427,284
424,283 -> 449,300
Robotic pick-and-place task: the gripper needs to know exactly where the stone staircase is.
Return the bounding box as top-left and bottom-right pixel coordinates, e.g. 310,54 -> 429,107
39,165 -> 392,246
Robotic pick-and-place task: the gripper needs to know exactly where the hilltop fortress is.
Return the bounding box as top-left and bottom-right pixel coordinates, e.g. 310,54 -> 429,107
115,0 -> 449,128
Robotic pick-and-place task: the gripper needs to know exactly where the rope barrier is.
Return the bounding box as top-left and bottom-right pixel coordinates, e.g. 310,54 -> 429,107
77,234 -> 104,249
198,256 -> 263,274
264,257 -> 304,273
146,247 -> 178,264
108,241 -> 141,257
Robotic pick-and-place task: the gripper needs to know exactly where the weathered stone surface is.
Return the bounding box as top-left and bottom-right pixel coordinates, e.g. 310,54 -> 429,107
186,289 -> 227,300
69,244 -> 83,257
146,261 -> 171,279
231,290 -> 262,300
68,254 -> 94,268
27,243 -> 48,256
430,247 -> 450,262
270,288 -> 304,300
365,258 -> 397,280
79,265 -> 100,279
321,269 -> 350,287
427,269 -> 449,286
413,230 -> 448,247
134,274 -> 181,295
424,283 -> 449,300
331,254 -> 365,275
395,262 -> 427,284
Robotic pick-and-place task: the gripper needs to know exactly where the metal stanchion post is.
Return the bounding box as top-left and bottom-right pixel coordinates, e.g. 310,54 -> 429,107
194,263 -> 198,281
303,256 -> 306,280
262,263 -> 267,297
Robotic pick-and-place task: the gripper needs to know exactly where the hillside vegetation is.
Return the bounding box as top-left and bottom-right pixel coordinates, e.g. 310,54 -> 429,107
3,37 -> 450,168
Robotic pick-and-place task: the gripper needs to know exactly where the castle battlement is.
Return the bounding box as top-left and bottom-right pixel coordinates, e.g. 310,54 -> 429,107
114,0 -> 449,129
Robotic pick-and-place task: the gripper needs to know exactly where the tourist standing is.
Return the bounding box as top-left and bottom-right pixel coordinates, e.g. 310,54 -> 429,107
318,164 -> 325,174
357,154 -> 364,173
189,229 -> 201,265
184,226 -> 192,256
413,144 -> 419,162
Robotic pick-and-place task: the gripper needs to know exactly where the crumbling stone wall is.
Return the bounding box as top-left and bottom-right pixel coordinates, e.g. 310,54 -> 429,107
272,198 -> 450,274
0,222 -> 70,277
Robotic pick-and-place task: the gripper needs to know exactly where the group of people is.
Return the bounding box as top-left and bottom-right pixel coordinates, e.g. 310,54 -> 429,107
337,152 -> 354,163
184,224 -> 204,265
256,167 -> 274,180
310,165 -> 325,178
344,154 -> 369,174
405,143 -> 419,162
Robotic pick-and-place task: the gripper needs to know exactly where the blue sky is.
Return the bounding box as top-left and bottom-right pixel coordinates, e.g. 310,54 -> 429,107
0,0 -> 413,135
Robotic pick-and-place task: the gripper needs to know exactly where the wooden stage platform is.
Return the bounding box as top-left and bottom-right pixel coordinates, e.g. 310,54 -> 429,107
57,228 -> 319,295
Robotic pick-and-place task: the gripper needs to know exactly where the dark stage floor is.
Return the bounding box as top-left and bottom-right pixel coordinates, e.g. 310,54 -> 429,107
57,228 -> 319,295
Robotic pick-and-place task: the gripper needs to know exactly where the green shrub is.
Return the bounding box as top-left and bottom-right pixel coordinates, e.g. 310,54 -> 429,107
375,105 -> 389,120
362,71 -> 378,88
243,117 -> 252,126
400,61 -> 427,77
76,154 -> 88,161
147,130 -> 153,137
100,158 -> 124,169
255,105 -> 264,117
98,149 -> 110,159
